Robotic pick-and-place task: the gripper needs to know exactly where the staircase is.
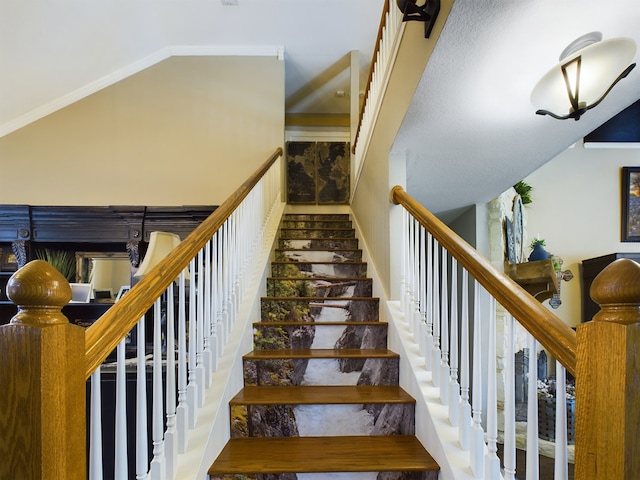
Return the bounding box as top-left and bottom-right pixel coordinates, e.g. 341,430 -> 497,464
209,213 -> 439,479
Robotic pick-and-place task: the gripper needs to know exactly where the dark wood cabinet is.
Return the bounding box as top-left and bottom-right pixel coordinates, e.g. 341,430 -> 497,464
581,253 -> 640,322
0,203 -> 216,326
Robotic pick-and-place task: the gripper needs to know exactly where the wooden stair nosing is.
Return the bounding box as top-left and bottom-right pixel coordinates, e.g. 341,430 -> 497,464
208,436 -> 439,475
243,348 -> 399,360
253,320 -> 386,327
275,247 -> 362,253
262,296 -> 377,301
230,385 -> 415,405
268,276 -> 372,281
283,214 -> 350,218
271,261 -> 367,266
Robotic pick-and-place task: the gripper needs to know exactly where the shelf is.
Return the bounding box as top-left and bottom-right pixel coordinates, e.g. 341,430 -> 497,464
505,259 -> 559,303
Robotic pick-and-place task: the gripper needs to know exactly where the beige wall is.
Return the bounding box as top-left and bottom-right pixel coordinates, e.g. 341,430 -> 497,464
0,55 -> 284,206
523,145 -> 640,327
351,11 -> 452,300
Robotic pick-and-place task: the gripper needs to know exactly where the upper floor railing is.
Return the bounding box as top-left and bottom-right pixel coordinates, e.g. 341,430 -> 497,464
390,185 -> 640,479
0,147 -> 284,479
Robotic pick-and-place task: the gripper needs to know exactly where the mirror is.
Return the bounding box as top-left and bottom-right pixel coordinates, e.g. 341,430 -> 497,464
76,252 -> 132,301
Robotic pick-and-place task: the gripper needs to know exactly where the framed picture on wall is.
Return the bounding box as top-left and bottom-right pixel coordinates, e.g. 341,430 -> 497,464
1,249 -> 18,272
621,167 -> 640,242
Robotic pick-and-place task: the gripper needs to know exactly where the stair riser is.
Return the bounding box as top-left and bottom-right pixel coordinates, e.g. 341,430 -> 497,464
271,262 -> 368,279
277,249 -> 363,263
278,238 -> 359,250
243,357 -> 400,387
284,214 -> 350,221
230,403 -> 416,438
253,324 -> 387,350
282,220 -> 353,229
280,228 -> 355,239
261,298 -> 379,322
211,472 -> 438,480
266,278 -> 372,298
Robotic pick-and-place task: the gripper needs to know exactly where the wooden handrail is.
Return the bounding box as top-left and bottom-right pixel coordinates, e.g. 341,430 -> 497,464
390,185 -> 577,376
84,147 -> 283,378
352,0 -> 391,154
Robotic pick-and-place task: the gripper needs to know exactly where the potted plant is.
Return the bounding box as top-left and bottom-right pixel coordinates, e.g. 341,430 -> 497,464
528,238 -> 550,261
35,248 -> 76,281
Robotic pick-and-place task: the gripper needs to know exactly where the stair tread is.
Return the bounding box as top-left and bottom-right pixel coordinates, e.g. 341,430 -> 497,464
244,348 -> 399,359
209,436 -> 439,475
230,385 -> 415,405
262,296 -> 377,300
275,247 -> 361,251
268,276 -> 372,280
253,320 -> 385,326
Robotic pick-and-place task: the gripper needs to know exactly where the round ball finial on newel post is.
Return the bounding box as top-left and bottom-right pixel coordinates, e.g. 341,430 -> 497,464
590,258 -> 640,325
575,257 -> 640,479
6,259 -> 72,326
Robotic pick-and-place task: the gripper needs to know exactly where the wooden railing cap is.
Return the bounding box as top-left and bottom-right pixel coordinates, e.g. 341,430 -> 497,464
6,259 -> 71,326
591,257 -> 640,325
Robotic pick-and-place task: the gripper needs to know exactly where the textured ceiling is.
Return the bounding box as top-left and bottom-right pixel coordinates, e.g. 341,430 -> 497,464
393,0 -> 640,218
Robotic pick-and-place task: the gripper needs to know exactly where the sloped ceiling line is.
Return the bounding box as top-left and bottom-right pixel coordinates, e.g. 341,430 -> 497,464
0,45 -> 284,139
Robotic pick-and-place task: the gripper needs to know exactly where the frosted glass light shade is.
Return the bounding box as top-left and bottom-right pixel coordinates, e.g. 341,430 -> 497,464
531,36 -> 636,117
135,231 -> 181,277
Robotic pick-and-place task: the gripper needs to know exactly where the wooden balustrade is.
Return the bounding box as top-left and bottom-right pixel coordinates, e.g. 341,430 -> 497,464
0,148 -> 282,479
0,260 -> 86,479
84,147 -> 283,376
575,258 -> 640,479
391,184 -> 640,479
390,185 -> 577,375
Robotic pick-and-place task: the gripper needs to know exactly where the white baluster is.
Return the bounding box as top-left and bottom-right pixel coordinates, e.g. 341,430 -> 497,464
149,298 -> 166,479
203,240 -> 214,382
503,314 -> 517,480
485,296 -> 500,479
400,210 -> 408,317
114,340 -> 128,478
554,361 -> 569,480
440,247 -> 449,405
431,239 -> 441,387
470,280 -> 484,477
215,233 -> 225,351
195,249 -> 206,408
412,218 -> 421,336
89,367 -> 103,480
424,231 -> 434,371
136,315 -> 148,480
526,334 -> 540,480
164,282 -> 177,479
418,225 -> 428,358
176,270 -> 189,452
449,258 -> 459,427
459,269 -> 471,450
187,257 -> 199,429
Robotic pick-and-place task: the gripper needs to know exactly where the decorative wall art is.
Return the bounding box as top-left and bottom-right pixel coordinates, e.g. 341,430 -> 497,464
0,249 -> 18,272
286,141 -> 350,205
621,166 -> 640,241
286,142 -> 318,204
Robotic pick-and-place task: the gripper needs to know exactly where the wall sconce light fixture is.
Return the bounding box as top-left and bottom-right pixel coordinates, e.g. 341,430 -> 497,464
531,32 -> 636,121
397,0 -> 440,39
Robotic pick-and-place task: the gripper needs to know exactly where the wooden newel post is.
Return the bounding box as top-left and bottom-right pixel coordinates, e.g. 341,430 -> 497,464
575,258 -> 640,479
0,260 -> 86,479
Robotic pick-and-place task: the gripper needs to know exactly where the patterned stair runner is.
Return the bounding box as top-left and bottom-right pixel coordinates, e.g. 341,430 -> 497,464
209,213 -> 439,479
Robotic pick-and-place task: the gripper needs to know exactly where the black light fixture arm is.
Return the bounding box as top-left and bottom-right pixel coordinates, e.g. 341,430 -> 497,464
397,0 -> 441,38
536,60 -> 637,121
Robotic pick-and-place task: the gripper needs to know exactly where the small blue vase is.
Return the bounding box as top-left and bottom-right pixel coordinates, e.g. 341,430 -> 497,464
528,243 -> 550,261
